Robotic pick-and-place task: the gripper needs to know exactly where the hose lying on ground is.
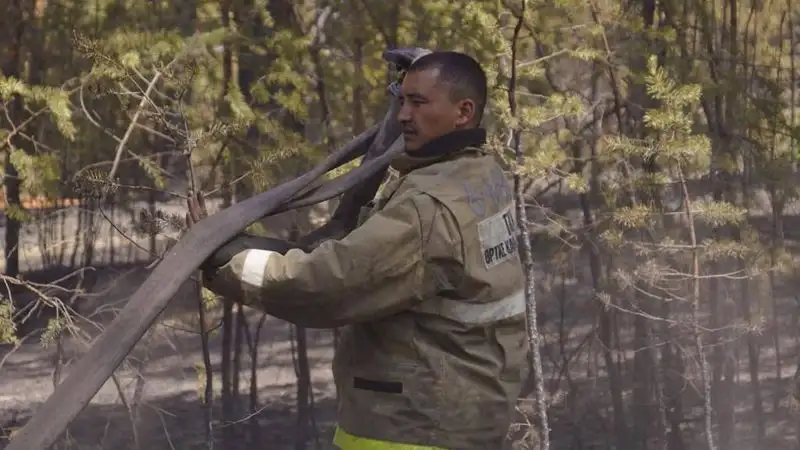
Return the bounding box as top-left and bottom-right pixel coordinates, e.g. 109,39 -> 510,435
5,47 -> 427,450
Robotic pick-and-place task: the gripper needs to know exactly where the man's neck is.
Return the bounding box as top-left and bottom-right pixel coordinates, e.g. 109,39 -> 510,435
391,128 -> 487,174
406,127 -> 486,158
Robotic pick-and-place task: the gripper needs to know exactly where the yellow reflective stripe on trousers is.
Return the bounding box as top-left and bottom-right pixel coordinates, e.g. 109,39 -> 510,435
333,427 -> 447,450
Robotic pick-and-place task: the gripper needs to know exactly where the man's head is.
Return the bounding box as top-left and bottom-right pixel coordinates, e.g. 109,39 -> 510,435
397,51 -> 488,152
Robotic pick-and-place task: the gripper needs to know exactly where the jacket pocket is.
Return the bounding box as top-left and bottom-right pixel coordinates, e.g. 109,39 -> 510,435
494,321 -> 529,383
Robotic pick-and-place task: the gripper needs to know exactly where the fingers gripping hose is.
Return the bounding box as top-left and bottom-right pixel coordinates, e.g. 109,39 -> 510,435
5,47 -> 429,450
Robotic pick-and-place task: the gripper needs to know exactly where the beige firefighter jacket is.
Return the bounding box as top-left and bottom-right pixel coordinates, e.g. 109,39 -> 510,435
204,127 -> 530,449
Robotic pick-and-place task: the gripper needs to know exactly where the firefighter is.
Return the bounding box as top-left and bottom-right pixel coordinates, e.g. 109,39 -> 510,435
188,51 -> 529,449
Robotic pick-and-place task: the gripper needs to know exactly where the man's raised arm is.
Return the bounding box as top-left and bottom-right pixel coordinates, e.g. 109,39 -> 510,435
201,192 -> 438,328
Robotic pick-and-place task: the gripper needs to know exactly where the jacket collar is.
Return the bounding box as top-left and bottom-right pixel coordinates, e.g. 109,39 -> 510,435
390,127 -> 487,174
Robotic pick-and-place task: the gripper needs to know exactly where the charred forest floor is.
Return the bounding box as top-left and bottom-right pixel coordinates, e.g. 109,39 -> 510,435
0,199 -> 343,449
0,262 -> 341,450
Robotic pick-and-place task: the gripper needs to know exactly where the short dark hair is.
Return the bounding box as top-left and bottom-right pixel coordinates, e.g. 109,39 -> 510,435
407,51 -> 488,124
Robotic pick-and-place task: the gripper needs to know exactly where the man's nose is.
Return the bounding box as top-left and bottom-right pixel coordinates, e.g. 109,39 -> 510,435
397,102 -> 411,123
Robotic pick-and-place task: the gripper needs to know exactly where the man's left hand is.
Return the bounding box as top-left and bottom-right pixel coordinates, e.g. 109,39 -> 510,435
182,190 -> 308,274
203,233 -> 307,271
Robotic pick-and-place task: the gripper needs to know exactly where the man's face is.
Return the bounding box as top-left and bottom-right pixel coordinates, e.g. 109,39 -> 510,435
397,67 -> 476,152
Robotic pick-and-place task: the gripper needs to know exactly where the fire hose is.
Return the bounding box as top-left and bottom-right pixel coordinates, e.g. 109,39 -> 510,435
5,47 -> 431,450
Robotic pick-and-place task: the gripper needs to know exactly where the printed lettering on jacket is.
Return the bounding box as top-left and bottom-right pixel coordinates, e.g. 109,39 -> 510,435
478,206 -> 518,269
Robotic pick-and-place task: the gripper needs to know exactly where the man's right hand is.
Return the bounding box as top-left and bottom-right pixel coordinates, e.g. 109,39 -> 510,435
185,190 -> 208,230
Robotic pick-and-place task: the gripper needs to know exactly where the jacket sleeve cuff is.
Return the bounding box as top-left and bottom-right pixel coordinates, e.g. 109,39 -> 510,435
202,248 -> 280,305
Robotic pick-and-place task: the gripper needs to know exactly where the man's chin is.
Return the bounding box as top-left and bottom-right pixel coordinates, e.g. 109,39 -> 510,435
403,136 -> 421,152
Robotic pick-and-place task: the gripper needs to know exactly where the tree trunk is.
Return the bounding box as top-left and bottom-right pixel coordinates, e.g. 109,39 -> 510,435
294,324 -> 312,450
578,139 -> 628,449
220,156 -> 235,444
2,0 -> 25,279
232,305 -> 246,438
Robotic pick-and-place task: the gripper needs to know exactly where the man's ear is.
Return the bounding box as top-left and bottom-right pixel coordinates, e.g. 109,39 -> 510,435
455,99 -> 476,126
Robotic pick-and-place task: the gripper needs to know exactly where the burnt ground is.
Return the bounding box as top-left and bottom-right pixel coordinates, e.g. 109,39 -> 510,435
0,199 -> 346,449
0,262 -> 341,450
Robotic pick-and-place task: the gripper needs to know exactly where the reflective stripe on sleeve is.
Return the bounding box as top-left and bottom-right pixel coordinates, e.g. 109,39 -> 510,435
333,427 -> 446,450
412,289 -> 526,324
240,249 -> 276,289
